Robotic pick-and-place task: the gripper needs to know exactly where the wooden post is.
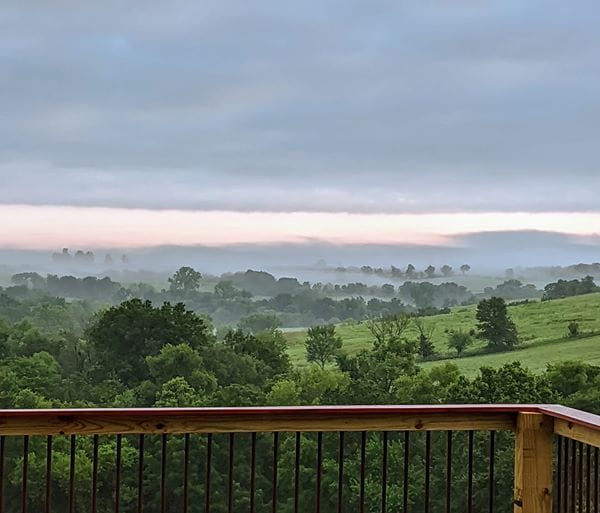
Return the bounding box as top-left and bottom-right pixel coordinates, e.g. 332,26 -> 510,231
514,413 -> 554,513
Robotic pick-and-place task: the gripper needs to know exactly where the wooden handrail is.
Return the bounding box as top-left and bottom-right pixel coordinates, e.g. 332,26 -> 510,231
0,404 -> 597,437
0,404 -> 598,513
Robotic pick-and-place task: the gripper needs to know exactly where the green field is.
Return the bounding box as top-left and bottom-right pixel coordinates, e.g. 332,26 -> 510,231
284,293 -> 600,375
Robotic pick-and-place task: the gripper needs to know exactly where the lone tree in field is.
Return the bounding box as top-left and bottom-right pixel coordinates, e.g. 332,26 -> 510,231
168,266 -> 202,292
476,297 -> 518,350
460,264 -> 471,275
305,325 -> 343,369
447,330 -> 472,356
414,318 -> 435,358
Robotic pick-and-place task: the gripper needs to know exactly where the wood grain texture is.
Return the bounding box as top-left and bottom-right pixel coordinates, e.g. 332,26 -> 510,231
513,413 -> 553,513
554,418 -> 600,449
0,411 -> 516,436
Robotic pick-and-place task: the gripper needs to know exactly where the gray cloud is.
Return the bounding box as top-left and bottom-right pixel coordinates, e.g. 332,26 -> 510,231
1,0 -> 600,212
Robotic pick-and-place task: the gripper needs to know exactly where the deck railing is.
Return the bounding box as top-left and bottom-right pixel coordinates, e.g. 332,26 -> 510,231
0,405 -> 598,513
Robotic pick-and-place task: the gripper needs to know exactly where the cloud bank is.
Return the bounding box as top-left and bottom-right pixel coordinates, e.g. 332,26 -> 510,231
1,0 -> 600,213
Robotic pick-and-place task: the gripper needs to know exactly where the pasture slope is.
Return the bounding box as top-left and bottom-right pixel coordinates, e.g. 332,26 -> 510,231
283,293 -> 600,375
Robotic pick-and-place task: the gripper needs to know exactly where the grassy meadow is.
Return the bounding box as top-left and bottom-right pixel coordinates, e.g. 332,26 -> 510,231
284,293 -> 600,375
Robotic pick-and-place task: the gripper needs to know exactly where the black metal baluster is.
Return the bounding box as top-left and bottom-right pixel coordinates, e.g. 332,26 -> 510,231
571,439 -> 577,513
294,432 -> 301,513
45,435 -> 52,513
467,431 -> 474,513
92,435 -> 98,513
273,432 -> 279,513
594,447 -> 600,513
382,431 -> 388,513
360,431 -> 366,513
22,435 -> 29,513
205,434 -> 212,513
68,435 -> 75,513
562,438 -> 571,513
557,437 -> 562,513
595,447 -> 599,513
403,432 -> 410,513
338,432 -> 344,513
588,445 -> 592,513
183,434 -> 190,513
424,432 -> 431,513
446,431 -> 452,513
250,433 -> 256,513
228,434 -> 235,513
489,431 -> 495,513
579,443 -> 584,511
115,434 -> 122,513
160,434 -> 167,513
316,432 -> 322,513
0,436 -> 4,513
137,435 -> 144,513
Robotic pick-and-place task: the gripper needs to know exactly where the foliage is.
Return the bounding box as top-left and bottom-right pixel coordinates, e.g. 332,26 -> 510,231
168,266 -> 202,292
543,276 -> 599,301
567,321 -> 579,338
447,330 -> 472,356
305,325 -> 343,369
476,297 -> 518,350
86,299 -> 211,386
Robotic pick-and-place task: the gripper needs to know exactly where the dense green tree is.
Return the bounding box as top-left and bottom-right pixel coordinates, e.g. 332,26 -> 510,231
305,325 -> 343,369
224,329 -> 291,380
86,299 -> 211,386
414,318 -> 435,359
460,264 -> 471,274
447,362 -> 554,403
447,330 -> 472,356
476,297 -> 518,350
168,266 -> 202,292
237,312 -> 281,334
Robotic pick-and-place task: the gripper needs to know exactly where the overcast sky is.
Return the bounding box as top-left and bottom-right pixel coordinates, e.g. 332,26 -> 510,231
1,0 -> 600,250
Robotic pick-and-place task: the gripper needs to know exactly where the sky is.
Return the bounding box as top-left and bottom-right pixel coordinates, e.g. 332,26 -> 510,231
1,0 -> 600,253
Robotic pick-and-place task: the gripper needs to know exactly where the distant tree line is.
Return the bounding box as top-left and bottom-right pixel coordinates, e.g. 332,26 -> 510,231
542,276 -> 599,301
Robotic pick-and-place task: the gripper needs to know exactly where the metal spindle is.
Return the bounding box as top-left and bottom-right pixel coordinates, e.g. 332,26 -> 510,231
579,443 -> 584,511
272,432 -> 279,513
115,434 -> 122,513
205,434 -> 212,513
183,434 -> 190,513
564,437 -> 569,513
0,436 -> 4,513
160,434 -> 167,513
424,431 -> 431,513
557,437 -> 562,513
446,431 -> 452,513
294,432 -> 300,513
360,431 -> 366,513
403,432 -> 410,513
250,433 -> 256,513
467,431 -> 474,513
68,435 -> 75,513
571,439 -> 577,513
92,435 -> 98,513
338,432 -> 344,513
489,431 -> 495,513
595,447 -> 599,513
228,434 -> 235,513
588,445 -> 592,513
22,435 -> 29,513
137,435 -> 144,513
45,435 -> 52,513
382,431 -> 388,513
316,432 -> 322,513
